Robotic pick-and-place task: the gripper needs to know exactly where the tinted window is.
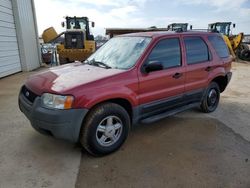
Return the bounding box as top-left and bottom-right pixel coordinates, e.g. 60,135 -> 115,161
208,35 -> 230,58
147,38 -> 181,69
184,37 -> 209,64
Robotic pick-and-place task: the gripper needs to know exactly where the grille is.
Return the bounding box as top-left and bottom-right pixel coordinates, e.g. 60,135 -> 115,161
65,31 -> 84,49
21,86 -> 38,103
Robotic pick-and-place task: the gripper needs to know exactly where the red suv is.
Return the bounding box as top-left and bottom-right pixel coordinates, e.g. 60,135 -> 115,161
19,31 -> 232,156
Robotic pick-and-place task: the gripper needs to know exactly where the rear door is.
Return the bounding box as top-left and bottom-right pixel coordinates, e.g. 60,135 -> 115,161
137,36 -> 185,117
182,35 -> 211,103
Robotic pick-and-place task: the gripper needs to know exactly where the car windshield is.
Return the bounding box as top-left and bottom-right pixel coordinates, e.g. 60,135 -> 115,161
85,36 -> 151,69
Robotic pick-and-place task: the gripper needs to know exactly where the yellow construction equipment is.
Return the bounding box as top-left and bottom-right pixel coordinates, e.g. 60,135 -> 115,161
208,22 -> 246,59
167,23 -> 189,32
42,16 -> 96,64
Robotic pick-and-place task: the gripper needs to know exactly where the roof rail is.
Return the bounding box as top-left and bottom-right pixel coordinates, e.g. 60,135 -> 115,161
190,29 -> 209,32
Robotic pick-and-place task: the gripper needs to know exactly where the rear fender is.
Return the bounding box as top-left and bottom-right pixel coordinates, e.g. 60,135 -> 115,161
208,67 -> 226,84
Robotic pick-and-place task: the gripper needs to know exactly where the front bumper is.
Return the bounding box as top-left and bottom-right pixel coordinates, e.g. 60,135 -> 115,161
18,92 -> 88,143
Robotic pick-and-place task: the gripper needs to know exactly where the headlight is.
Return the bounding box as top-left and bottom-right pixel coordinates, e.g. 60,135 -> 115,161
41,93 -> 74,109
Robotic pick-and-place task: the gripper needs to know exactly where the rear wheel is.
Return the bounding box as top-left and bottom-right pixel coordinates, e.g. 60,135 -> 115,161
240,49 -> 250,61
80,103 -> 130,156
201,82 -> 220,113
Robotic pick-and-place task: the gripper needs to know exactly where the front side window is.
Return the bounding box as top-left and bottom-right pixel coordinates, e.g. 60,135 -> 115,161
184,37 -> 209,65
146,38 -> 181,69
86,37 -> 151,69
208,35 -> 230,58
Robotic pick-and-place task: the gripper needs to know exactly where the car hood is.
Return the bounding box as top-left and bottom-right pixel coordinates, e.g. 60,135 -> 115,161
26,62 -> 125,95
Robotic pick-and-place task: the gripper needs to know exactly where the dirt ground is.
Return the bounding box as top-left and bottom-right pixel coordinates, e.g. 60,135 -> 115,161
0,62 -> 250,188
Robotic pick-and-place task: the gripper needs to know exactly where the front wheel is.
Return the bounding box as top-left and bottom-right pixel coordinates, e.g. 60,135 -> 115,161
200,82 -> 220,113
80,103 -> 130,156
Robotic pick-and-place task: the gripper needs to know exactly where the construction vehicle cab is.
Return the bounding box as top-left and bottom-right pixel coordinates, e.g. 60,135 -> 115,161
63,16 -> 94,40
167,23 -> 188,32
42,16 -> 96,64
208,22 -> 234,36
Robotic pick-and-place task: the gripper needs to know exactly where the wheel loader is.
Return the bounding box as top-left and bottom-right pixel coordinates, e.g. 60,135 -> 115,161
208,22 -> 250,60
42,16 -> 96,64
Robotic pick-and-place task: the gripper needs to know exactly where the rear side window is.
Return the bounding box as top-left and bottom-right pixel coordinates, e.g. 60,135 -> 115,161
208,35 -> 230,58
146,38 -> 181,69
184,37 -> 209,64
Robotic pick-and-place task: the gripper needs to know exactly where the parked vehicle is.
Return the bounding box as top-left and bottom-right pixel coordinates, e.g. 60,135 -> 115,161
19,31 -> 232,156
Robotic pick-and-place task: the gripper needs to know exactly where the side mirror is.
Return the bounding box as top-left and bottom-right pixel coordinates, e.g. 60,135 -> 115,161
143,61 -> 163,73
190,25 -> 193,30
61,22 -> 65,28
91,22 -> 95,27
233,23 -> 236,28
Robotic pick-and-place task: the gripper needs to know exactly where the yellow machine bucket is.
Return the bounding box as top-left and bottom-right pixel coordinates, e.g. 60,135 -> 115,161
42,27 -> 59,43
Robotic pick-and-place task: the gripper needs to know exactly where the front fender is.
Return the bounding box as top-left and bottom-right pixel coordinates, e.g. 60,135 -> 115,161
75,86 -> 138,109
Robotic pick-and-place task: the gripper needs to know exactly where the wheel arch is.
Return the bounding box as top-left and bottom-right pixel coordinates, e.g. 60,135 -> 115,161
211,75 -> 228,92
85,97 -> 134,123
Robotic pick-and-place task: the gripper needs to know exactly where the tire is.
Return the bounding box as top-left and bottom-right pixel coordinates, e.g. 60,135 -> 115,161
200,82 -> 220,113
241,43 -> 249,51
80,103 -> 130,156
240,49 -> 250,61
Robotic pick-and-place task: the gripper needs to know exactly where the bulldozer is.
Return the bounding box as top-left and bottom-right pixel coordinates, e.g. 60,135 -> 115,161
208,22 -> 250,60
42,16 -> 96,64
167,23 -> 189,32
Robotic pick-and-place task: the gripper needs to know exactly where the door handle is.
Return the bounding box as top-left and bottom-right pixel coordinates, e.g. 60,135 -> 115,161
205,66 -> 212,72
172,72 -> 183,79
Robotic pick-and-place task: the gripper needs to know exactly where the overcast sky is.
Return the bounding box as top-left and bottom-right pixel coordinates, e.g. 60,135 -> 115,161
34,0 -> 250,36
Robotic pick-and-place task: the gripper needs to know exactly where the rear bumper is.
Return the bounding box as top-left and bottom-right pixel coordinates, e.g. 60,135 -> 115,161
18,93 -> 88,143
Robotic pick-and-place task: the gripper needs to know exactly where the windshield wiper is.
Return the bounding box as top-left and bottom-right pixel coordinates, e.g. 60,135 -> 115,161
84,59 -> 111,69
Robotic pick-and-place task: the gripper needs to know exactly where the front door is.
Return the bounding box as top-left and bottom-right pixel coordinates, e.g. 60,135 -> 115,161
138,37 -> 185,118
